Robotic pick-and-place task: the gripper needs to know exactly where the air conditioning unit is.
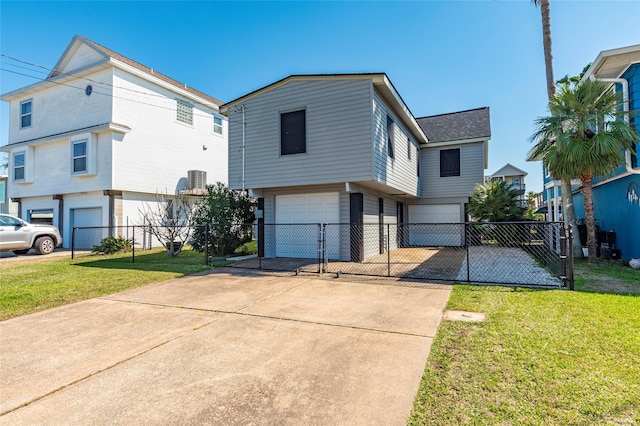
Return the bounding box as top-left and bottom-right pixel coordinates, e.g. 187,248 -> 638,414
187,170 -> 206,190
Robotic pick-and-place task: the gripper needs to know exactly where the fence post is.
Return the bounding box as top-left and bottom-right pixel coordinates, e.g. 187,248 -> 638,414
465,223 -> 471,283
71,227 -> 76,259
567,224 -> 574,290
387,223 -> 391,277
132,225 -> 135,263
204,223 -> 209,266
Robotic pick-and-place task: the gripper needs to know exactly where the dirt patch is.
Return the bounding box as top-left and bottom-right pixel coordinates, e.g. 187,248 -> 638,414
442,310 -> 487,322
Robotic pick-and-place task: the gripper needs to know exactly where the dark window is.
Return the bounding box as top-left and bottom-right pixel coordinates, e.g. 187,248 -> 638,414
281,110 -> 306,155
440,148 -> 460,177
417,148 -> 420,177
386,115 -> 394,159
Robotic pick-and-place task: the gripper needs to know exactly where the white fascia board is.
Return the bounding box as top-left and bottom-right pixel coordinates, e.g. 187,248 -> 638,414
1,60 -> 111,101
372,74 -> 429,144
110,59 -> 220,111
423,137 -> 489,148
581,44 -> 640,83
0,122 -> 131,152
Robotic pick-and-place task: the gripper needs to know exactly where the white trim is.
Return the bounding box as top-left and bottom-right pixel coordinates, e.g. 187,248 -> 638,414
423,137 -> 488,148
20,99 -> 33,129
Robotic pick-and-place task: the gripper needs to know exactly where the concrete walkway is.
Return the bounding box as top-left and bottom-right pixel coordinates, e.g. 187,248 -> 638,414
0,269 -> 451,425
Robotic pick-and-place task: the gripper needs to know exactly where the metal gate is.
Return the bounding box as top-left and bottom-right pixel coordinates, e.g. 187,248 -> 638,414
232,222 -> 573,288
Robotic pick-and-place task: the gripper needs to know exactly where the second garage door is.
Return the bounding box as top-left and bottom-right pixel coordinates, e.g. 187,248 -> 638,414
275,193 -> 339,258
407,204 -> 462,246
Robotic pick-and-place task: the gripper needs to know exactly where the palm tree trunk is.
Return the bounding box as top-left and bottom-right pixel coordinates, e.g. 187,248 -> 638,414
537,0 -> 582,258
581,178 -> 598,265
540,0 -> 555,101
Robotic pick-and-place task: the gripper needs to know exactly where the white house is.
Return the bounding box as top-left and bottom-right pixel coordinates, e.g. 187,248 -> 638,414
485,163 -> 528,207
1,35 -> 227,248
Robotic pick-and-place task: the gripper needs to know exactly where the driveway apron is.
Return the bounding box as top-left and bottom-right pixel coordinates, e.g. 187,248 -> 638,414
0,269 -> 451,425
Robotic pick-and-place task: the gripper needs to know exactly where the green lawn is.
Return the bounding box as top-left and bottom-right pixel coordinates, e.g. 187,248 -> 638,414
409,261 -> 640,425
0,248 -> 212,321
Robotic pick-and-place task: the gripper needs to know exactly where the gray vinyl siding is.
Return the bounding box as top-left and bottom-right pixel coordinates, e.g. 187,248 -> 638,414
228,79 -> 373,190
420,142 -> 485,199
372,91 -> 420,196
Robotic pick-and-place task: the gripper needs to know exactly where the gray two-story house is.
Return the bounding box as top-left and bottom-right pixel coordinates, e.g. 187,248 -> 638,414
221,74 -> 490,261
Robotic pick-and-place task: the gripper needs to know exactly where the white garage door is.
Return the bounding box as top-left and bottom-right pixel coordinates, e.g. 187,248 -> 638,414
71,207 -> 104,249
408,204 -> 462,246
275,193 -> 339,258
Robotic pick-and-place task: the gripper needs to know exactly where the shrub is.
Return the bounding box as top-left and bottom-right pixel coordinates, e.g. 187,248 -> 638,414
92,236 -> 133,254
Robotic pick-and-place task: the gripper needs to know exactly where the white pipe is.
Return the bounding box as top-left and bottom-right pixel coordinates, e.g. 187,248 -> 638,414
236,105 -> 246,191
591,76 -> 640,174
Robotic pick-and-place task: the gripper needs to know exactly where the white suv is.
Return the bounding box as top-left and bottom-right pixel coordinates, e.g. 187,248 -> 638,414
0,214 -> 63,255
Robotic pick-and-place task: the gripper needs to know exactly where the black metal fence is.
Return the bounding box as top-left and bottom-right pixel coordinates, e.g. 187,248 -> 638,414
71,221 -> 573,288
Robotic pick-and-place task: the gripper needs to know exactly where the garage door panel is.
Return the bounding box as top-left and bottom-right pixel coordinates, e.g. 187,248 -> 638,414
408,204 -> 462,246
275,193 -> 339,258
71,208 -> 104,249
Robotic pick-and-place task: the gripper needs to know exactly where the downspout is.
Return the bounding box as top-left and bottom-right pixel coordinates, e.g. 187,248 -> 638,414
591,76 -> 640,174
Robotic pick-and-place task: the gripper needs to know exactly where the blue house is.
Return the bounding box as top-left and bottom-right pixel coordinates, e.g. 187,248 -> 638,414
572,45 -> 640,259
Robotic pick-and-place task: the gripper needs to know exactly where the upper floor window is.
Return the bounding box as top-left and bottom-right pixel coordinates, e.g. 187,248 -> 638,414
213,116 -> 223,135
440,148 -> 460,177
386,115 -> 395,159
281,109 -> 306,155
20,100 -> 32,128
176,99 -> 193,125
72,140 -> 88,174
13,152 -> 25,181
407,138 -> 412,161
416,148 -> 420,177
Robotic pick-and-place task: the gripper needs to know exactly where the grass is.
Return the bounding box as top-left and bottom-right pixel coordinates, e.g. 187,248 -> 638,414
0,248 -> 212,321
409,261 -> 640,425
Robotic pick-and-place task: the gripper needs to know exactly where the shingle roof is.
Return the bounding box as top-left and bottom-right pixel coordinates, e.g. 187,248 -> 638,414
61,35 -> 222,106
417,107 -> 491,143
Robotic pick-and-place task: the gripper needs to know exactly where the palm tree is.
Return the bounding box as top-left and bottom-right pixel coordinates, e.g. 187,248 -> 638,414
468,180 -> 524,222
531,0 -> 582,258
530,79 -> 638,264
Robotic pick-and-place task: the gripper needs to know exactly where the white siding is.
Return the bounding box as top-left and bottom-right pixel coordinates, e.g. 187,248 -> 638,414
7,132 -> 113,199
227,79 -> 373,190
7,68 -> 113,144
111,68 -> 227,194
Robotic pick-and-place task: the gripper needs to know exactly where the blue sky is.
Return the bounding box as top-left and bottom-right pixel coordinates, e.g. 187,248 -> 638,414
1,0 -> 638,193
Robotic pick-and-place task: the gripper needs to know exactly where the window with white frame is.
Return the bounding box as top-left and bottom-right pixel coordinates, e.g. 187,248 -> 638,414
213,116 -> 223,135
72,140 -> 88,174
176,99 -> 193,125
20,100 -> 32,128
13,152 -> 25,181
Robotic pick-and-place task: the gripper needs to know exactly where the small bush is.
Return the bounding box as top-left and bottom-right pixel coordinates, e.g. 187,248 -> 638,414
92,236 -> 133,254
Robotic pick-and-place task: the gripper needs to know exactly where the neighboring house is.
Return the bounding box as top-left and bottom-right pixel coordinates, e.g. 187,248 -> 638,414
221,74 -> 490,261
1,35 -> 227,248
572,44 -> 640,259
485,163 -> 528,207
1,175 -> 19,215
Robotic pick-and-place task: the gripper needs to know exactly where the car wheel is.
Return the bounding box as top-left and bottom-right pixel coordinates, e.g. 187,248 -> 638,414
12,249 -> 30,255
35,236 -> 55,255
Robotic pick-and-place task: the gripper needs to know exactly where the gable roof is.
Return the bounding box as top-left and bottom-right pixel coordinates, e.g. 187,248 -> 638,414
489,163 -> 528,178
221,73 -> 430,144
416,107 -> 491,143
581,44 -> 640,81
2,35 -> 222,106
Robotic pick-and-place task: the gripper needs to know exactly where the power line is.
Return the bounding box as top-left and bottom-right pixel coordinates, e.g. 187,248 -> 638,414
1,67 -> 227,122
1,53 -> 207,102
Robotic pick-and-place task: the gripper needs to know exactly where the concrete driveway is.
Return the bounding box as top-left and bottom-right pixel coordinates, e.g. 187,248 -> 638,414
0,268 -> 451,425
